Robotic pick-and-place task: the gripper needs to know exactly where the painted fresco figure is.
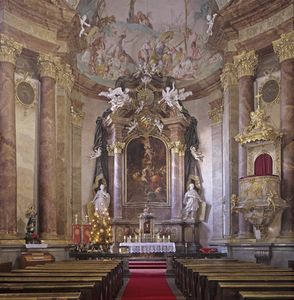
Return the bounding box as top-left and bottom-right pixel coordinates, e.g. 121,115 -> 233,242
183,183 -> 202,220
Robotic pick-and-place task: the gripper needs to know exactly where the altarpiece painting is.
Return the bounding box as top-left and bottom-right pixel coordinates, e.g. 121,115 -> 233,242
126,136 -> 168,204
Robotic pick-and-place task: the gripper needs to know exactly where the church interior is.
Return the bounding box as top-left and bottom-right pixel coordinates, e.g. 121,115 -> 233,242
0,0 -> 293,299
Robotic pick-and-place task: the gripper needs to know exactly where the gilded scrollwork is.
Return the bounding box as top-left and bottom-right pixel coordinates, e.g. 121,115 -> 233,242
233,50 -> 258,79
272,30 -> 294,63
0,34 -> 22,65
70,105 -> 85,127
208,105 -> 223,124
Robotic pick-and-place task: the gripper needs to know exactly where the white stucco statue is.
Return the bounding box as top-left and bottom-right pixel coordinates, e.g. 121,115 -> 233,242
92,184 -> 110,213
183,183 -> 203,220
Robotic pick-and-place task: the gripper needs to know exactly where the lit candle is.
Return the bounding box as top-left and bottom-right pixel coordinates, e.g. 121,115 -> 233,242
74,214 -> 78,224
123,235 -> 126,242
168,235 -> 171,241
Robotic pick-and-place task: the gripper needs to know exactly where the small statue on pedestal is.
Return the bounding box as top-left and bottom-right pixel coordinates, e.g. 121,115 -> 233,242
183,183 -> 203,220
25,206 -> 41,244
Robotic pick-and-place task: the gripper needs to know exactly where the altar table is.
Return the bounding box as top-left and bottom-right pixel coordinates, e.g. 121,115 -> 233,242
119,242 -> 176,253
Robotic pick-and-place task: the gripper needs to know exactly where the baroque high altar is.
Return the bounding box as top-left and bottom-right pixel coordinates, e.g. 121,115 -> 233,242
90,69 -> 203,251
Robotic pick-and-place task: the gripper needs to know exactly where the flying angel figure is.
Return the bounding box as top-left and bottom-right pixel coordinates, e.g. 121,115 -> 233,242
79,15 -> 90,37
99,87 -> 131,112
206,13 -> 217,36
160,82 -> 192,112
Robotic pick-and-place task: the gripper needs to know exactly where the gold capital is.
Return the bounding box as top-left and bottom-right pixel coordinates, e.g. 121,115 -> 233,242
220,63 -> 237,91
0,34 -> 22,65
169,141 -> 185,156
234,50 -> 258,79
38,53 -> 59,79
272,30 -> 294,63
108,141 -> 125,155
57,63 -> 75,91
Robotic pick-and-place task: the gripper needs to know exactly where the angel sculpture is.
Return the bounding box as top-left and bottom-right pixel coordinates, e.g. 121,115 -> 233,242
99,87 -> 131,112
160,82 -> 192,112
89,147 -> 102,160
154,119 -> 164,133
79,15 -> 90,37
190,146 -> 204,161
206,13 -> 217,36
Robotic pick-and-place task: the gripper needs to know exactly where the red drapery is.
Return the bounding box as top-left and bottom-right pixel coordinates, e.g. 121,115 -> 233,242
254,153 -> 273,176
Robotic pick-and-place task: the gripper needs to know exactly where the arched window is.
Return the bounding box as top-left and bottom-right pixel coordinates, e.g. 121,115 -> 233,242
254,153 -> 273,176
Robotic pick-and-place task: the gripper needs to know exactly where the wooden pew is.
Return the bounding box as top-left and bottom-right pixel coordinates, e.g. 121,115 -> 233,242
201,275 -> 294,300
0,262 -> 12,272
190,267 -> 293,300
0,291 -> 82,299
215,282 -> 294,300
238,291 -> 294,300
0,283 -> 96,300
23,262 -> 121,298
0,277 -> 103,300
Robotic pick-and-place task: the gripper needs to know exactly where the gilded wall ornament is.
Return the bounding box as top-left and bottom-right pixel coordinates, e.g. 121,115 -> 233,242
208,106 -> 223,124
38,53 -> 59,79
234,94 -> 280,144
272,30 -> 294,63
233,50 -> 258,79
220,63 -> 237,91
0,34 -> 22,65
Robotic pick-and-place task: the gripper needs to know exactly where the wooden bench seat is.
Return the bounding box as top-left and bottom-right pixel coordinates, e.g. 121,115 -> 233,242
201,275 -> 294,300
0,282 -> 96,300
0,291 -> 82,299
215,282 -> 294,300
0,277 -> 103,300
238,291 -> 294,299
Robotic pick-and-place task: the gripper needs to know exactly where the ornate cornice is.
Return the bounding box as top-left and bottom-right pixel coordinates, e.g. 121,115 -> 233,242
208,99 -> 223,125
38,53 -> 59,79
57,63 -> 75,92
272,30 -> 294,63
220,63 -> 237,91
0,34 -> 22,65
233,50 -> 258,79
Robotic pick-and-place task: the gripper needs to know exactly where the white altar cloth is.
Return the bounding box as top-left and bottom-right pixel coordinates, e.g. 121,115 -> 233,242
119,242 -> 176,253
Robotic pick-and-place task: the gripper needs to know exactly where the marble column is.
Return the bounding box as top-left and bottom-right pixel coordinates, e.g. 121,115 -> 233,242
273,31 -> 294,235
38,54 -> 59,239
70,101 -> 84,227
0,34 -> 22,236
208,99 -> 224,240
170,141 -> 185,219
220,63 -> 239,237
112,142 -> 125,220
234,50 -> 258,238
56,64 -> 75,238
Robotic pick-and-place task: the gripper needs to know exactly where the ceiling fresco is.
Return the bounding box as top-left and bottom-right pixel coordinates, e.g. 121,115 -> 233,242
76,0 -> 222,87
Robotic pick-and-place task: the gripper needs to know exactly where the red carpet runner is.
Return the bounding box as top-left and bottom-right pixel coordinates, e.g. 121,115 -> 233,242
121,261 -> 176,300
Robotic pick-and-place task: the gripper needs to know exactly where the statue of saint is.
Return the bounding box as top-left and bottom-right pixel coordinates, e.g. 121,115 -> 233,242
183,183 -> 202,220
92,184 -> 110,213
